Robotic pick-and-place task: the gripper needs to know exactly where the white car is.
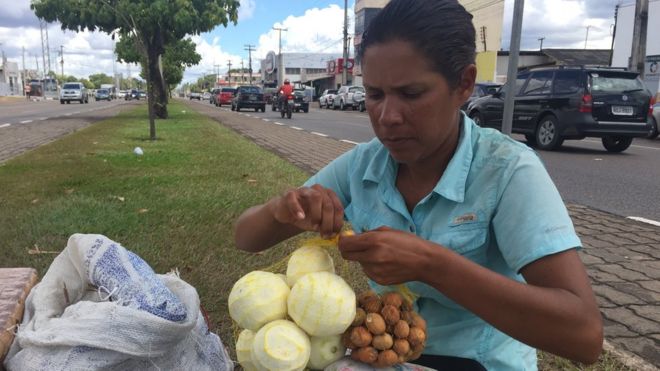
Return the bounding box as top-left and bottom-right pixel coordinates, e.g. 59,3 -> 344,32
202,92 -> 211,101
60,82 -> 89,104
648,102 -> 659,139
333,85 -> 365,111
319,89 -> 338,109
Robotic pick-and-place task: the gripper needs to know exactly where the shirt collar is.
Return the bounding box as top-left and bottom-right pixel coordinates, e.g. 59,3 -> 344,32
362,113 -> 474,203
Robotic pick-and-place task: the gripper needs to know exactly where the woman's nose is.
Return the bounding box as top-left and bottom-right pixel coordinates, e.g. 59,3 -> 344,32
377,96 -> 404,127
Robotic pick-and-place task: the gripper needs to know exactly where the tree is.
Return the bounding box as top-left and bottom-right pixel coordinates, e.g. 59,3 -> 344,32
117,37 -> 201,99
31,0 -> 239,140
89,73 -> 114,89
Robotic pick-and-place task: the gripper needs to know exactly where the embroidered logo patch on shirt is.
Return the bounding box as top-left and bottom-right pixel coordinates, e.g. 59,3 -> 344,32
452,212 -> 478,225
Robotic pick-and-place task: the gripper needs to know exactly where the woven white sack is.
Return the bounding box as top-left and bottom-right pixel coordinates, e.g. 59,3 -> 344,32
4,233 -> 233,370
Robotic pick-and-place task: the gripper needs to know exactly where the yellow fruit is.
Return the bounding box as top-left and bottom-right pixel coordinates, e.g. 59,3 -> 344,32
286,245 -> 335,286
228,271 -> 290,331
251,320 -> 310,371
236,329 -> 258,371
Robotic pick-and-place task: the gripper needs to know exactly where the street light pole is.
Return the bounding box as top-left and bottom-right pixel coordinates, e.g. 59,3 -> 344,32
272,26 -> 287,85
502,0 -> 524,136
341,0 -> 349,86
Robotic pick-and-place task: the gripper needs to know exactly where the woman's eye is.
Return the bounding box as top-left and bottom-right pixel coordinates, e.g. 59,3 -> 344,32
402,91 -> 422,99
367,92 -> 383,100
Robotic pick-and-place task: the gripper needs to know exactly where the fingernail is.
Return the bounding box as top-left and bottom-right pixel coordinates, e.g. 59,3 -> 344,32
297,211 -> 305,219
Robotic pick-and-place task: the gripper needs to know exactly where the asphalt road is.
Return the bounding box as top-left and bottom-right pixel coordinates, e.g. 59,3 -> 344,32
188,99 -> 660,222
0,97 -> 128,127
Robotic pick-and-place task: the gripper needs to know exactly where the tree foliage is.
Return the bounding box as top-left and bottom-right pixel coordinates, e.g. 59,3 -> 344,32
31,0 -> 240,140
88,73 -> 114,89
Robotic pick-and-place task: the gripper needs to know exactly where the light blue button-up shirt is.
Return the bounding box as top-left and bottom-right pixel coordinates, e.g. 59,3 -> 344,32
304,115 -> 581,370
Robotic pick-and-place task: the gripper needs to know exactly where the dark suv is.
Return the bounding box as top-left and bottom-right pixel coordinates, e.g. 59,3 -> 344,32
231,86 -> 266,112
467,66 -> 653,152
292,90 -> 310,113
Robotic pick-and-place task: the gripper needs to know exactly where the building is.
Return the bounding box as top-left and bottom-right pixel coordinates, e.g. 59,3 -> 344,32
0,56 -> 22,96
611,0 -> 660,98
352,0 -> 505,84
496,49 -> 612,83
260,51 -> 342,95
220,71 -> 262,86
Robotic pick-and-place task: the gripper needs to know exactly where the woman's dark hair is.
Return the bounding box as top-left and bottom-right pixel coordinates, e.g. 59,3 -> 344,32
358,0 -> 476,88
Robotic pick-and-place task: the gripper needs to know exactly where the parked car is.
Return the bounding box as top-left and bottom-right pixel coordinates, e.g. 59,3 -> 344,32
319,89 -> 338,109
293,90 -> 310,113
263,87 -> 278,107
215,87 -> 236,107
94,88 -> 112,101
647,102 -> 659,139
117,90 -> 127,99
466,66 -> 653,152
209,88 -> 221,104
139,91 -> 147,99
231,85 -> 266,112
189,92 -> 202,100
333,85 -> 365,111
202,92 -> 211,101
125,89 -> 140,100
461,82 -> 501,110
59,82 -> 89,104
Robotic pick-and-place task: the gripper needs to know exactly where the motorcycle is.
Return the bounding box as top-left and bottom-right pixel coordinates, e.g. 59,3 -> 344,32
279,93 -> 294,119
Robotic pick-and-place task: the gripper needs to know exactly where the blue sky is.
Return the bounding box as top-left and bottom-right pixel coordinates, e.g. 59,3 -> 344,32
0,0 -> 624,84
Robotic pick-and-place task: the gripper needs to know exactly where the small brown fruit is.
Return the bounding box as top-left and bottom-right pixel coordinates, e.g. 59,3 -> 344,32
352,307 -> 366,326
365,313 -> 386,335
381,304 -> 401,326
409,348 -> 423,361
362,297 -> 383,313
351,346 -> 378,364
381,291 -> 404,308
357,290 -> 379,306
412,341 -> 425,353
393,339 -> 410,355
393,320 -> 410,339
411,312 -> 427,332
401,298 -> 413,311
401,310 -> 414,325
375,349 -> 399,368
350,326 -> 373,347
408,327 -> 426,347
372,333 -> 394,350
342,330 -> 357,350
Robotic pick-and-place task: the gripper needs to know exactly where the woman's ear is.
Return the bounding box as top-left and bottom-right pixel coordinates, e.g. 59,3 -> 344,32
456,64 -> 477,103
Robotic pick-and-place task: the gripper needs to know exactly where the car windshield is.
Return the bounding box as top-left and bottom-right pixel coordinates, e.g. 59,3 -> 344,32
222,88 -> 235,93
97,89 -> 108,94
63,83 -> 81,89
240,86 -> 261,94
326,90 -> 338,95
590,72 -> 646,94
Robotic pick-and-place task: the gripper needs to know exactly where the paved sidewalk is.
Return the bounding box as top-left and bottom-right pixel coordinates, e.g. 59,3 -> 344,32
185,100 -> 660,370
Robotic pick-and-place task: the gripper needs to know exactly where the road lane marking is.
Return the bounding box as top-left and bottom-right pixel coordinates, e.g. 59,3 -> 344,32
626,216 -> 660,227
311,132 -> 328,137
65,113 -> 72,116
290,126 -> 303,130
340,139 -> 359,145
274,122 -> 285,126
20,120 -> 33,124
73,111 -> 80,114
38,117 -> 48,121
263,119 -> 271,122
0,123 -> 10,128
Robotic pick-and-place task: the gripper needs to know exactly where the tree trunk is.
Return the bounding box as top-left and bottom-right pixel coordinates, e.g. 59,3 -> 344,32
146,48 -> 159,140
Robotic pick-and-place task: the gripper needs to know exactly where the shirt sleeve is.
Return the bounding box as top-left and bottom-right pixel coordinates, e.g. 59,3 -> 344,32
492,150 -> 582,273
303,147 -> 357,208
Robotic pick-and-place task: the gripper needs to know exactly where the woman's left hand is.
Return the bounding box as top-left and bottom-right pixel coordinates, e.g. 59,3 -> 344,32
337,226 -> 432,285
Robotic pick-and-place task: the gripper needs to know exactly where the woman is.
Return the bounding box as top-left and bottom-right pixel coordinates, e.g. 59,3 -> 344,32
234,0 -> 603,369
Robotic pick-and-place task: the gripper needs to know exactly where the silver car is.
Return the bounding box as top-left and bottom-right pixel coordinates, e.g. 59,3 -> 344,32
60,82 -> 89,104
319,89 -> 338,109
648,102 -> 659,139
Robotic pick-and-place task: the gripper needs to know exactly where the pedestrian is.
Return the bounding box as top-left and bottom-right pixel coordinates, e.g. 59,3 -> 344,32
25,84 -> 31,100
233,0 -> 603,369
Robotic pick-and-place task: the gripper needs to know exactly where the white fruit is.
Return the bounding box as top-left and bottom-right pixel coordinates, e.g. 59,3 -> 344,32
236,329 -> 258,371
228,271 -> 290,331
286,245 -> 335,286
251,319 -> 311,371
308,334 -> 346,370
288,271 -> 356,336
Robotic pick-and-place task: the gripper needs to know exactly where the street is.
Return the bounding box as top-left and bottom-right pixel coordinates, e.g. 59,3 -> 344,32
186,98 -> 660,223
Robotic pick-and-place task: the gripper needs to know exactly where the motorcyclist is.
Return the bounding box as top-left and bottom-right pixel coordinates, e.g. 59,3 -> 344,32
278,79 -> 294,111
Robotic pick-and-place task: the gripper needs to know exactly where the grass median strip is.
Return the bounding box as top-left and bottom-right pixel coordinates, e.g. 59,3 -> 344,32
0,101 -> 631,370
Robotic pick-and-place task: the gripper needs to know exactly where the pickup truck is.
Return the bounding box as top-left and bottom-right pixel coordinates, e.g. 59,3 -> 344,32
189,92 -> 202,100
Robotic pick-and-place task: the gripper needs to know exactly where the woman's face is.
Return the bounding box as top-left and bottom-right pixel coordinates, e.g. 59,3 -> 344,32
362,39 -> 473,165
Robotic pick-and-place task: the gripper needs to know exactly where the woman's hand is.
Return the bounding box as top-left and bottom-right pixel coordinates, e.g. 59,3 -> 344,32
338,226 -> 432,285
267,184 -> 344,238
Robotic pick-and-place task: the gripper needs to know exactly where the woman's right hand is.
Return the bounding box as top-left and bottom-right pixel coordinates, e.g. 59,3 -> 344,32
267,184 -> 344,238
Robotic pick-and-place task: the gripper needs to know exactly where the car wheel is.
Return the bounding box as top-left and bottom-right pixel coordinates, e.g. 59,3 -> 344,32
287,110 -> 292,119
231,104 -> 235,111
602,136 -> 633,152
304,108 -> 309,113
535,115 -> 563,150
254,108 -> 259,112
261,106 -> 266,112
647,117 -> 659,139
340,100 -> 345,110
60,100 -> 64,104
359,101 -> 366,112
469,111 -> 485,126
236,105 -> 241,112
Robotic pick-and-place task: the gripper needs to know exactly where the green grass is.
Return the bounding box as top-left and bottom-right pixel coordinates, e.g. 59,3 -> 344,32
0,102 -> 631,370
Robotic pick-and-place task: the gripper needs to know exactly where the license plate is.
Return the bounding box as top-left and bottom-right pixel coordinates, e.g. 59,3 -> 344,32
612,106 -> 633,116
288,99 -> 294,104
249,96 -> 256,101
295,103 -> 301,107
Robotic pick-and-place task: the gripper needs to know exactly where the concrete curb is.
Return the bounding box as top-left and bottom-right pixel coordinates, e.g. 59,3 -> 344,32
603,340 -> 659,371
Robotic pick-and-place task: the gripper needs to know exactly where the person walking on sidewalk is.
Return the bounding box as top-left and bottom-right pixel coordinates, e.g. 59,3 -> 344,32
24,84 -> 31,100
234,0 -> 603,369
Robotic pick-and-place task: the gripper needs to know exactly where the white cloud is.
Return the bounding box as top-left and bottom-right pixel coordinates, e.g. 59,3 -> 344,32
238,0 -> 257,21
254,5 -> 353,60
181,35 -> 244,83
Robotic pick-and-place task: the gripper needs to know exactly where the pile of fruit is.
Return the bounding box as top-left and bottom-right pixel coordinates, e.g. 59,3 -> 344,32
228,241 -> 427,370
342,290 -> 427,368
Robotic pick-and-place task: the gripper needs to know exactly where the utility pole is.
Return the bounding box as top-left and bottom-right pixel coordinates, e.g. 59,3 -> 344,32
272,26 -> 287,85
227,60 -> 233,84
629,0 -> 648,77
584,25 -> 591,49
480,26 -> 488,52
240,60 -> 244,84
244,44 -> 255,84
341,0 -> 349,86
22,46 -> 26,93
538,37 -> 545,51
609,5 -> 619,66
502,0 -> 524,136
59,45 -> 64,79
214,63 -> 221,86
